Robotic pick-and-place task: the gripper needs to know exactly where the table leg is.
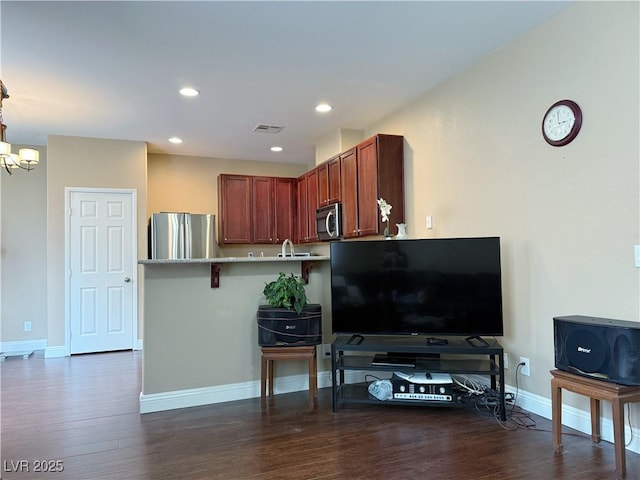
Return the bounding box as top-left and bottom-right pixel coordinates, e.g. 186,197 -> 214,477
268,360 -> 275,396
551,379 -> 563,453
308,354 -> 317,410
611,399 -> 626,478
260,355 -> 267,411
590,397 -> 601,443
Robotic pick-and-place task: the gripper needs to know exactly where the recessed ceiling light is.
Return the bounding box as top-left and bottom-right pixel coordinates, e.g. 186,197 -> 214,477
315,103 -> 332,113
179,87 -> 200,97
270,146 -> 283,152
169,137 -> 183,144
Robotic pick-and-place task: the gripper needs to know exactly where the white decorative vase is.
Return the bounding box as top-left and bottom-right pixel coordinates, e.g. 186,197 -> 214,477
395,223 -> 407,239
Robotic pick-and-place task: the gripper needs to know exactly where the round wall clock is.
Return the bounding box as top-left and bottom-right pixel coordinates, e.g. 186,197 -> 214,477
542,99 -> 582,146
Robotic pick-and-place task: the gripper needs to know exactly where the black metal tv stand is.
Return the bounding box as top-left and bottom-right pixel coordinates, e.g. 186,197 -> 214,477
331,335 -> 506,421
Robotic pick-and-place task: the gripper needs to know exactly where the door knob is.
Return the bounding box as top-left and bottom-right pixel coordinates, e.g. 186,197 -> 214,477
124,277 -> 131,283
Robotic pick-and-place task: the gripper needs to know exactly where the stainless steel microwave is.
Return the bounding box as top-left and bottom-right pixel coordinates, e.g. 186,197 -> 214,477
315,203 -> 342,241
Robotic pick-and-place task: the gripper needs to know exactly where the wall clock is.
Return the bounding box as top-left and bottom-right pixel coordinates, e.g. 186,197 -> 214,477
542,99 -> 582,146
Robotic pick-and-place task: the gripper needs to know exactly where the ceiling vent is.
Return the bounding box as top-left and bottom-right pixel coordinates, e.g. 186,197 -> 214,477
253,124 -> 284,134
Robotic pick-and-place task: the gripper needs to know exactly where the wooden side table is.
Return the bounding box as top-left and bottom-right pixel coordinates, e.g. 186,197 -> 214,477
261,346 -> 317,411
550,369 -> 640,479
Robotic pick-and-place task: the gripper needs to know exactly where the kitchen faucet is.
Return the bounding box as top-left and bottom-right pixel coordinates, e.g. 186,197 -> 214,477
281,238 -> 295,257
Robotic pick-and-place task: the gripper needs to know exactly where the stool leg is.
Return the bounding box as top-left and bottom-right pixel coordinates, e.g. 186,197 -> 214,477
551,379 -> 563,453
308,352 -> 317,410
611,399 -> 626,478
261,355 -> 267,411
268,359 -> 275,397
590,398 -> 601,443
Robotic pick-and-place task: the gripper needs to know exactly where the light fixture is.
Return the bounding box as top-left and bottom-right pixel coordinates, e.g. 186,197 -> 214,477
270,146 -> 283,152
179,87 -> 199,97
315,103 -> 332,113
168,137 -> 183,144
0,80 -> 39,175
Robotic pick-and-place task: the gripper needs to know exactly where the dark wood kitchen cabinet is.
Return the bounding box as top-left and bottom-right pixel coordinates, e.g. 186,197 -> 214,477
340,147 -> 358,238
318,155 -> 341,206
341,134 -> 404,239
273,177 -> 296,243
296,168 -> 319,243
218,174 -> 252,244
251,176 -> 274,243
218,174 -> 296,244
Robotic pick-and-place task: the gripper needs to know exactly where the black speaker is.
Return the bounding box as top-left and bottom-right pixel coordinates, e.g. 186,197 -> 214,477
257,305 -> 322,346
554,315 -> 640,386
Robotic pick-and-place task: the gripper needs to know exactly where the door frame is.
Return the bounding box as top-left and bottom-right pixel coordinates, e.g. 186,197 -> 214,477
64,187 -> 138,356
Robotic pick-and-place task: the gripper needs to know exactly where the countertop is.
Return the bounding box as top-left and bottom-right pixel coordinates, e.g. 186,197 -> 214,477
138,255 -> 329,265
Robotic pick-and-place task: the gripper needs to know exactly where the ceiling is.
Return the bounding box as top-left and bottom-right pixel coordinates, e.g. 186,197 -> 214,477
1,1 -> 571,165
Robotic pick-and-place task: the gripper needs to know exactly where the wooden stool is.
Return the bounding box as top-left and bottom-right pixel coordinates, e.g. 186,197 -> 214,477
551,369 -> 640,479
261,346 -> 317,411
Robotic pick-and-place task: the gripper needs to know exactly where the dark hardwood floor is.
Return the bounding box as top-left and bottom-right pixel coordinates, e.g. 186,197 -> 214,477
1,351 -> 638,479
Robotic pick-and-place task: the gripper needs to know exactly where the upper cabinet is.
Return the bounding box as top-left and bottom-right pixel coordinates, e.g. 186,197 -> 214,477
218,174 -> 252,244
342,134 -> 404,239
318,155 -> 341,207
296,168 -> 319,243
218,133 -> 403,245
219,174 -> 296,245
273,177 -> 296,244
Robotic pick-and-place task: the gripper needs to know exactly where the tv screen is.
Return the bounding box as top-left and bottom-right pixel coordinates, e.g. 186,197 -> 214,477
330,237 -> 503,337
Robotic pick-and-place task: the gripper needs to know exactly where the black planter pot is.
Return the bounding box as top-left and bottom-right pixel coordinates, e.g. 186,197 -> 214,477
257,304 -> 322,346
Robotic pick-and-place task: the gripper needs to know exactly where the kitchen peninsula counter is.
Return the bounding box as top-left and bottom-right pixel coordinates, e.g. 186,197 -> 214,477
139,255 -> 331,414
139,255 -> 329,264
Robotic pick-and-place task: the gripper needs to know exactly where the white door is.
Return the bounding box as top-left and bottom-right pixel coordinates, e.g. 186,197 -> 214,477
68,189 -> 136,354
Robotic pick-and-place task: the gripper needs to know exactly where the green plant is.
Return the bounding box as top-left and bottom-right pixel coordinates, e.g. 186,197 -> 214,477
263,272 -> 308,314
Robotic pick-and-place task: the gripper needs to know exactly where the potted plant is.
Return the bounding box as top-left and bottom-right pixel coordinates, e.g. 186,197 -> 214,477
257,272 -> 322,346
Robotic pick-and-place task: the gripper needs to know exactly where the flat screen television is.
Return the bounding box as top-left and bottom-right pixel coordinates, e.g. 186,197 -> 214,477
330,237 -> 503,338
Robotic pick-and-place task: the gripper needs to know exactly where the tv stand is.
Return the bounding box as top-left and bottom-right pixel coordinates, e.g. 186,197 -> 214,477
331,336 -> 506,420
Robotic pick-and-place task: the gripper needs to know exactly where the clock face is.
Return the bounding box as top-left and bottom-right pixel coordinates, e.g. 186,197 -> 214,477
542,100 -> 582,146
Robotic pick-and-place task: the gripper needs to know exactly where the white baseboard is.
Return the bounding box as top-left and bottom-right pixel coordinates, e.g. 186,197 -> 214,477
135,339 -> 143,351
44,345 -> 67,358
140,370 -> 334,414
1,339 -> 46,353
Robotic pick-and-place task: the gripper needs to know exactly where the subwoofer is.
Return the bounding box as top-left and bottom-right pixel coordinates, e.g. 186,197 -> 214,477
554,315 -> 640,386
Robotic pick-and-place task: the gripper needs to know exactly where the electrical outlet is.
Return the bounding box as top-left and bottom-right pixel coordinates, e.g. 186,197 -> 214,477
317,344 -> 332,361
24,321 -> 32,332
519,357 -> 530,376
503,352 -> 509,369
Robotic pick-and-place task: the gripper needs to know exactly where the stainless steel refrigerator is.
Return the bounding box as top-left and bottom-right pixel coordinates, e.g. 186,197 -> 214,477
149,213 -> 217,260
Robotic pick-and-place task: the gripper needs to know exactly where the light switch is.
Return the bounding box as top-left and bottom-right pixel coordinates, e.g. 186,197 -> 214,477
426,216 -> 433,229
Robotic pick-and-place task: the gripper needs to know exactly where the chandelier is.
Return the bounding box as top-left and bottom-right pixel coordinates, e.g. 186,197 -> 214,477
1,80 -> 39,175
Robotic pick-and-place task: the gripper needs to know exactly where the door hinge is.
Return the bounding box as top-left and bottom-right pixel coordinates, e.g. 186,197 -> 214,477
68,207 -> 72,216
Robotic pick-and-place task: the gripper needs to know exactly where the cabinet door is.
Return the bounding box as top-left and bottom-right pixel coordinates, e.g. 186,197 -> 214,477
273,177 -> 296,244
340,148 -> 358,238
252,176 -> 274,243
317,163 -> 329,207
296,174 -> 309,243
307,168 -> 319,241
218,174 -> 251,244
327,156 -> 341,204
356,137 -> 380,237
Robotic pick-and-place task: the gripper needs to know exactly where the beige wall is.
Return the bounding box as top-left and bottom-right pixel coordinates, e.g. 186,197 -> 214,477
365,1 -> 639,411
147,153 -> 308,216
0,146 -> 47,344
46,136 -> 148,349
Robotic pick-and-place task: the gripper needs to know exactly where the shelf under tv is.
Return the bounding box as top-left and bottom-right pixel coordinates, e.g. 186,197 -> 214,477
330,335 -> 506,420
